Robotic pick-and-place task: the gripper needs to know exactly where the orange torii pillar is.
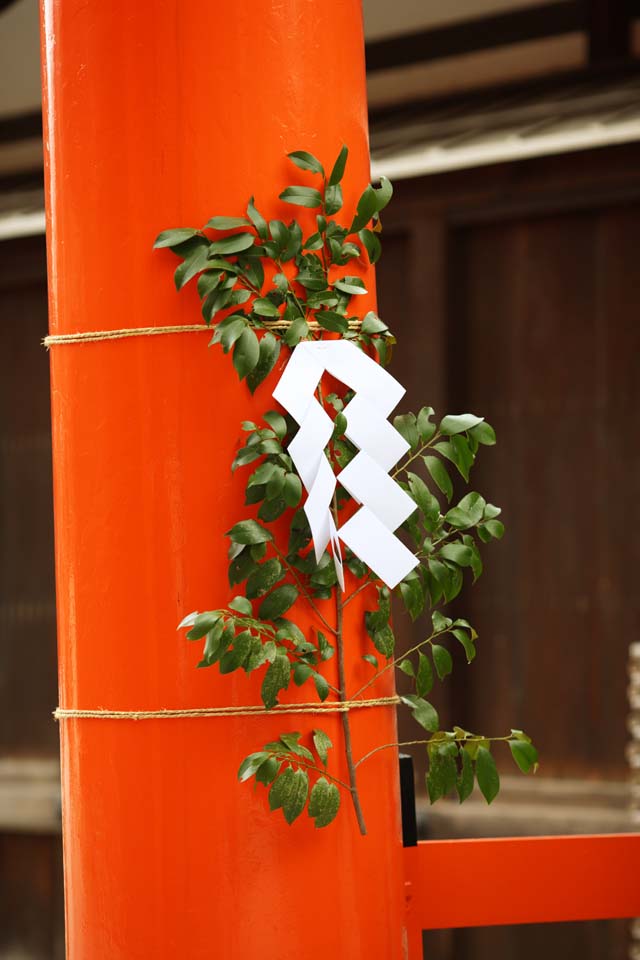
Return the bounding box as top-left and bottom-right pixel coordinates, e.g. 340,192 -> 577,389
40,2 -> 406,958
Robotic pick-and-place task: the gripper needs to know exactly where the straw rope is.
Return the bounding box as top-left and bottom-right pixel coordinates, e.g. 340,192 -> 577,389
43,318 -> 362,348
54,695 -> 400,721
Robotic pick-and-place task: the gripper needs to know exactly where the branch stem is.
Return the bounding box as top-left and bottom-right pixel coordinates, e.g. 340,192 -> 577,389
351,628 -> 448,699
356,735 -> 512,769
269,753 -> 350,791
391,432 -> 441,478
333,492 -> 368,835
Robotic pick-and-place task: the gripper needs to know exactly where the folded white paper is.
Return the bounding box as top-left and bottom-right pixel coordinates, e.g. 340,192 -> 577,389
272,340 -> 419,590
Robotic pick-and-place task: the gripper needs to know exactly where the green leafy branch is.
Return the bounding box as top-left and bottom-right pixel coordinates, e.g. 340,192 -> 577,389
159,146 -> 538,835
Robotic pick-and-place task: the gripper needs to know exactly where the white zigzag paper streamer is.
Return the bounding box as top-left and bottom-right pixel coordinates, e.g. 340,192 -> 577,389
272,340 -> 419,590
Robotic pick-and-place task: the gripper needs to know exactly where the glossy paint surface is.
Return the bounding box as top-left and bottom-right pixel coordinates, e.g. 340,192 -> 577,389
40,2 -> 405,957
405,834 -> 640,936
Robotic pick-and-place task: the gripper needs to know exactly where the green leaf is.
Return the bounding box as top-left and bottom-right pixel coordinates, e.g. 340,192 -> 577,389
293,663 -> 312,686
263,410 -> 287,439
278,732 -> 313,760
205,216 -> 250,230
219,630 -> 252,673
253,297 -> 281,318
246,559 -> 283,599
440,413 -> 483,436
325,183 -> 343,216
308,777 -> 340,827
154,228 -> 198,248
268,766 -> 309,823
363,653 -> 378,667
209,232 -> 255,255
407,472 -> 439,522
447,491 -> 485,527
185,612 -> 222,641
228,549 -> 256,587
371,623 -> 395,658
456,492 -> 486,520
479,519 -> 505,541
283,768 -> 309,824
216,316 -> 246,352
372,175 -> 393,213
334,276 -> 367,296
197,270 -> 222,300
432,610 -> 452,633
416,652 -> 433,697
279,186 -> 323,208
361,311 -> 388,334
246,196 -> 267,239
328,145 -> 348,186
358,228 -> 382,264
228,595 -> 252,615
205,258 -> 242,273
452,627 -> 476,663
476,747 -> 500,804
258,584 -> 298,620
226,520 -> 272,545
238,751 -> 268,783
261,652 -> 291,709
394,413 -> 419,449
398,658 -> 415,677
432,644 -> 453,680
269,766 -> 294,808
287,150 -> 324,175
350,185 -> 378,232
470,421 -> 496,445
255,756 -> 280,785
457,747 -> 474,802
232,327 -> 260,380
400,578 -> 424,622
317,310 -> 349,334
439,543 -> 473,566
427,742 -> 458,803
283,473 -> 302,507
508,739 -> 539,774
283,317 -> 309,347
247,333 -> 280,394
313,729 -> 333,766
401,694 -> 439,732
317,631 -> 334,661
312,671 -> 330,702
424,456 -> 453,501
174,239 -> 211,290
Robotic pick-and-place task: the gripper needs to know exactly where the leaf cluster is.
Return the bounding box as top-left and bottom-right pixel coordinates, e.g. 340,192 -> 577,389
238,729 -> 340,827
424,729 -> 539,805
161,147 -> 538,830
154,146 -> 396,392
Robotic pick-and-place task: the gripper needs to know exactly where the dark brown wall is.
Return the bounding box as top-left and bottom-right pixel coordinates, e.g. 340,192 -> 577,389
377,143 -> 640,784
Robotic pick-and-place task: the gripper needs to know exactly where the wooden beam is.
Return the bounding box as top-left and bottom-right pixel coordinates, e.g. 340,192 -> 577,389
365,2 -> 583,74
405,835 -> 640,936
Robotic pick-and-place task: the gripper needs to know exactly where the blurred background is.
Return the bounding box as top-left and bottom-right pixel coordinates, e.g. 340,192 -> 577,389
1,0 -> 639,957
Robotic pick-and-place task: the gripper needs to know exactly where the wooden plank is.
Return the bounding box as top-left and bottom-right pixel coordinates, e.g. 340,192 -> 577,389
405,835 -> 640,931
365,2 -> 583,73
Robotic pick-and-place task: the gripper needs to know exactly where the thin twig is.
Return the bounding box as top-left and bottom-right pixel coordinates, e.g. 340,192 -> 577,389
343,576 -> 377,607
269,753 -> 350,791
351,628 -> 449,699
356,735 -> 512,769
333,491 -> 368,835
391,432 -> 441,478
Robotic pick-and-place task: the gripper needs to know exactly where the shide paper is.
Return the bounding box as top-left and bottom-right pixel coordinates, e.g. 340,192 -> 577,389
272,340 -> 419,590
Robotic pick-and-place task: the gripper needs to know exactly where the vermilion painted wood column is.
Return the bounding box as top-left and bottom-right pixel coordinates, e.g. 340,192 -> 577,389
40,2 -> 406,958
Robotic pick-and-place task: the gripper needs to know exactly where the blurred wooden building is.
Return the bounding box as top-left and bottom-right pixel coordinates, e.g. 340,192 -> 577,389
1,0 -> 639,957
